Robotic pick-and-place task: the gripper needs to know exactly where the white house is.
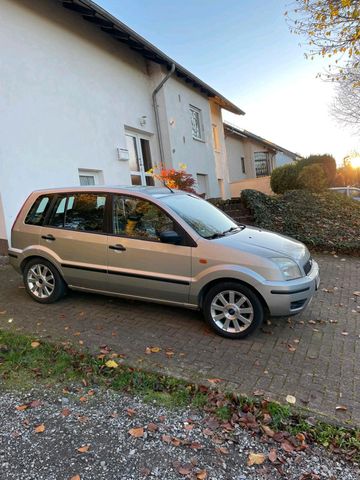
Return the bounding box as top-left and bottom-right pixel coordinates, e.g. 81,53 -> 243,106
0,0 -> 244,254
223,123 -> 301,197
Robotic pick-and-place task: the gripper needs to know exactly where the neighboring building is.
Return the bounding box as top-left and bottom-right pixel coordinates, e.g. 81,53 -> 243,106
224,123 -> 301,197
0,0 -> 244,253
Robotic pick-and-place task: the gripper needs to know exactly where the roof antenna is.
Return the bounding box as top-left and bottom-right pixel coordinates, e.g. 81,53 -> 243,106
163,181 -> 174,193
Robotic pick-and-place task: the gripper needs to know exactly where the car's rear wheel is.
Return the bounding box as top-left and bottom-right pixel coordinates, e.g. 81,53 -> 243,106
203,282 -> 264,339
23,258 -> 67,304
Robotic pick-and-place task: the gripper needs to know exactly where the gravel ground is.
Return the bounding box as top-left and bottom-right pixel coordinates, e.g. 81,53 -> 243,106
0,388 -> 358,480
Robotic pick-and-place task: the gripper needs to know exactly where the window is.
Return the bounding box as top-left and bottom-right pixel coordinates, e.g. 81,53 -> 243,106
254,152 -> 270,177
78,169 -> 103,186
48,193 -> 106,232
113,195 -> 174,241
25,195 -> 52,226
190,106 -> 203,140
241,157 -> 246,174
80,175 -> 95,186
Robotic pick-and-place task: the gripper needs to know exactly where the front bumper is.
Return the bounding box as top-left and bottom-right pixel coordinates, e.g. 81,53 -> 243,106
259,259 -> 320,317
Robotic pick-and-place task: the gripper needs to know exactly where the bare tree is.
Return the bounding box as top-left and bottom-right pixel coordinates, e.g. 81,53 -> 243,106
332,56 -> 360,131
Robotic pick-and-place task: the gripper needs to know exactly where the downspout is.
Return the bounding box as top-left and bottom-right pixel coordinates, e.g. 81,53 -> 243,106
152,63 -> 176,164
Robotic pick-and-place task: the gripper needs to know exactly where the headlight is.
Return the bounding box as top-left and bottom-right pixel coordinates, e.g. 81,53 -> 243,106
272,257 -> 302,280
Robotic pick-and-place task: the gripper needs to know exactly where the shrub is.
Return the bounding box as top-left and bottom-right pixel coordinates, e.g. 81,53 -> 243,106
297,154 -> 337,186
297,164 -> 328,192
151,164 -> 196,193
270,164 -> 301,194
241,189 -> 360,254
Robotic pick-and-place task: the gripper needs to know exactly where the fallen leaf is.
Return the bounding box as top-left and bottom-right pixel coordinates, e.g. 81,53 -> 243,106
247,452 -> 266,466
335,405 -> 348,411
126,408 -> 137,417
79,396 -> 87,403
171,437 -> 182,447
268,448 -> 277,463
253,389 -> 265,396
31,341 -> 40,348
281,440 -> 295,453
128,427 -> 144,438
61,408 -> 71,417
196,470 -> 207,480
161,434 -> 171,444
262,425 -> 275,437
105,359 -> 118,368
216,446 -> 229,455
287,344 -> 296,352
34,424 -> 45,433
207,378 -> 223,384
70,476 -> 81,480
16,405 -> 28,411
190,441 -> 203,450
286,395 -> 296,404
177,464 -> 192,476
77,445 -> 90,453
308,320 -> 316,324
29,400 -> 41,408
147,423 -> 158,432
353,291 -> 360,297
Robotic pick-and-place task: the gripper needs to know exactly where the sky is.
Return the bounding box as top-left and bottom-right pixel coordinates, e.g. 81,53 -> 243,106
98,0 -> 359,164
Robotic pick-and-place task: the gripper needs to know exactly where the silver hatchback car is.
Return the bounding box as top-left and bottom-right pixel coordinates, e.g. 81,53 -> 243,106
9,186 -> 320,339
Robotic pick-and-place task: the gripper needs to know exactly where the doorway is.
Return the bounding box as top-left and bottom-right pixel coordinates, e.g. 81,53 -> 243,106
125,133 -> 154,186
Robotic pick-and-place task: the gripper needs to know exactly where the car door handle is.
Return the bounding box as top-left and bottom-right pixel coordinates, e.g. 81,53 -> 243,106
41,234 -> 56,241
109,244 -> 126,251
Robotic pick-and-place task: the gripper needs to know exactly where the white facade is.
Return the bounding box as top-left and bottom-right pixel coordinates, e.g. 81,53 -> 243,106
224,124 -> 298,189
0,0 -> 238,250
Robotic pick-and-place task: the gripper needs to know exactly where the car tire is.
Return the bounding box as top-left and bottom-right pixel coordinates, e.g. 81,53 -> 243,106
23,258 -> 67,304
203,282 -> 264,339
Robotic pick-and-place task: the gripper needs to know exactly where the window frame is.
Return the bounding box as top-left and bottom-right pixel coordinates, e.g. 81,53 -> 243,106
43,192 -> 110,236
189,105 -> 204,141
241,157 -> 246,174
24,194 -> 53,227
109,193 -> 196,247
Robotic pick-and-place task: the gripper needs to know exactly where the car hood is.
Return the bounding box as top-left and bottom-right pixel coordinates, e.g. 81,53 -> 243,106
215,226 -> 308,264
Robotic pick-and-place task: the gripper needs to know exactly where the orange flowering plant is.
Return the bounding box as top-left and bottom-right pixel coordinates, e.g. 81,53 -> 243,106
148,163 -> 197,193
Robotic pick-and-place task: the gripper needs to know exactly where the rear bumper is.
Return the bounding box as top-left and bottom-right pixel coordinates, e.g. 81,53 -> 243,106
8,248 -> 23,274
260,260 -> 320,317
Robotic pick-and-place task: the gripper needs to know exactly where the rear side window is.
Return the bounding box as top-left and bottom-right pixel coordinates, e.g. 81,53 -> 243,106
25,195 -> 52,226
48,193 -> 106,232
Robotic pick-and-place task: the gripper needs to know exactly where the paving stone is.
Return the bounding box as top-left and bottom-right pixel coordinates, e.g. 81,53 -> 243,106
0,253 -> 359,425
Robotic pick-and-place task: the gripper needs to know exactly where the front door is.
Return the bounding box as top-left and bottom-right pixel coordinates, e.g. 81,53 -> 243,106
125,133 -> 155,186
107,194 -> 192,304
40,192 -> 109,290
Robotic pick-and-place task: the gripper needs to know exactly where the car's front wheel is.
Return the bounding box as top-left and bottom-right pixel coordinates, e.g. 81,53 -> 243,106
23,258 -> 67,304
203,282 -> 264,339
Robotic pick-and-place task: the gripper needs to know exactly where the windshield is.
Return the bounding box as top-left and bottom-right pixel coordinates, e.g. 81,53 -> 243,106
161,194 -> 241,239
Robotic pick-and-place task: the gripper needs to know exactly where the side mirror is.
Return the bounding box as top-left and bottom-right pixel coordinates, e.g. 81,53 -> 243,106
159,230 -> 182,245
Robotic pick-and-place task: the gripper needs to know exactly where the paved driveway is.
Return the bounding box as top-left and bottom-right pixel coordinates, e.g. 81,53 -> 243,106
1,254 -> 359,425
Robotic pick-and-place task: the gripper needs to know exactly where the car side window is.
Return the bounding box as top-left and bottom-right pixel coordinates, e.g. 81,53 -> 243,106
113,195 -> 174,241
48,193 -> 106,232
25,195 -> 52,226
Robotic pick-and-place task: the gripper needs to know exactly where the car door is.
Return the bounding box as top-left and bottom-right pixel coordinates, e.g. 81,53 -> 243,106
40,192 -> 109,290
107,194 -> 192,304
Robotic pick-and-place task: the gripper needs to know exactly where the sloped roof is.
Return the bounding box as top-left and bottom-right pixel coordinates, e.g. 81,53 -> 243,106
58,0 -> 244,115
223,122 -> 300,159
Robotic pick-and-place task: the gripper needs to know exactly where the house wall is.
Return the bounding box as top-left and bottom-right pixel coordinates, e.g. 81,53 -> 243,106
275,151 -> 295,168
155,74 -> 223,198
225,135 -> 252,182
0,0 -> 229,246
230,177 -> 272,198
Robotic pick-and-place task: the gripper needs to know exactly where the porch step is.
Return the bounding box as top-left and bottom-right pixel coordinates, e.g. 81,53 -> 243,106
210,198 -> 254,226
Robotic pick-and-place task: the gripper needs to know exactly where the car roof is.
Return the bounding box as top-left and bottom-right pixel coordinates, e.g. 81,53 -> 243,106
31,185 -> 187,198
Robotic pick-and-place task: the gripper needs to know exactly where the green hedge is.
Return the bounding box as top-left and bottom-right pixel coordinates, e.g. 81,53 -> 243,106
241,189 -> 360,254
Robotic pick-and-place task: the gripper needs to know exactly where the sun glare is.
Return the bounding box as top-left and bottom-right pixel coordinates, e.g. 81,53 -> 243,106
349,155 -> 360,168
